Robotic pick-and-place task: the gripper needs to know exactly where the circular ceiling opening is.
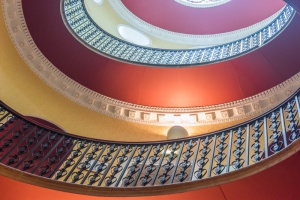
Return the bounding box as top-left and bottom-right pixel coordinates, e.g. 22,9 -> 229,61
117,24 -> 152,46
174,0 -> 231,8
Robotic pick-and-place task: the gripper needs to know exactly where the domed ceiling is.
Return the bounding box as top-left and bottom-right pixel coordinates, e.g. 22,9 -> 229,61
22,0 -> 300,107
1,1 -> 300,198
21,0 -> 299,109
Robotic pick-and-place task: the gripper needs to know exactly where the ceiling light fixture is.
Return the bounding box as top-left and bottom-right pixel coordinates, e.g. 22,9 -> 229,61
167,126 -> 189,140
175,0 -> 231,8
92,0 -> 103,6
117,24 -> 152,46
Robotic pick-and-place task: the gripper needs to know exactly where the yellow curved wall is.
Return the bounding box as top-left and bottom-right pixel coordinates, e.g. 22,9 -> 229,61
0,7 -> 249,142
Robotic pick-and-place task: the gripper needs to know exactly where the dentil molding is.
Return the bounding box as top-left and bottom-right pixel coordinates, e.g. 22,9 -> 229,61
2,0 -> 300,126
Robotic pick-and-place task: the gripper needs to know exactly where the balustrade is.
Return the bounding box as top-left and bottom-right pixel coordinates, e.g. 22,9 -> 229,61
0,90 -> 299,192
62,0 -> 295,67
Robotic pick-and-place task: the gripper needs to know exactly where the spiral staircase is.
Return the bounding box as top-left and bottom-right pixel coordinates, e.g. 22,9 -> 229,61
0,0 -> 299,199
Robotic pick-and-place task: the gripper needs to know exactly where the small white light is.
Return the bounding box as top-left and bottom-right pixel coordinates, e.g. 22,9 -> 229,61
175,0 -> 231,8
93,0 -> 103,6
117,24 -> 152,46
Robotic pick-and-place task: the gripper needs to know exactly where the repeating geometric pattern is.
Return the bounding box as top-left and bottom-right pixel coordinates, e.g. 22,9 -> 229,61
63,0 -> 294,67
0,90 -> 299,189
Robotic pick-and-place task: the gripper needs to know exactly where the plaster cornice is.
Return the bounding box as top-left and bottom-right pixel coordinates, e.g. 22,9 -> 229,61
2,0 -> 300,127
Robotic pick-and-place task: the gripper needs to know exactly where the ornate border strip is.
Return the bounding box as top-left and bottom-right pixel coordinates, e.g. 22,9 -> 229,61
0,94 -> 300,195
1,138 -> 300,196
64,0 -> 294,67
174,0 -> 231,8
2,0 -> 300,127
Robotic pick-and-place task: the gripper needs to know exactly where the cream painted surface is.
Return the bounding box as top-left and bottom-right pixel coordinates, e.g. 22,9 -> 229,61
84,0 -> 192,49
0,6 -> 164,142
0,5 -> 251,141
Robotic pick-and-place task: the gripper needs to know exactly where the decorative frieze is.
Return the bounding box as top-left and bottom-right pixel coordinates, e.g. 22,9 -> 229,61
2,0 -> 300,127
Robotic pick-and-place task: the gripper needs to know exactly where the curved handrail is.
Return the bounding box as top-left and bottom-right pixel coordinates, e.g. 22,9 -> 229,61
0,89 -> 299,196
62,0 -> 295,67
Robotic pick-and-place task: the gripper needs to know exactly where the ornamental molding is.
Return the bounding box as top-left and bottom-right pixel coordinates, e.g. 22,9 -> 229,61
108,0 -> 282,46
2,0 -> 300,127
174,0 -> 231,8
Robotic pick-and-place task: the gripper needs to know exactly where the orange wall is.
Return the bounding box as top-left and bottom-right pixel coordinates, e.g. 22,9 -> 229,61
0,5 -> 247,142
